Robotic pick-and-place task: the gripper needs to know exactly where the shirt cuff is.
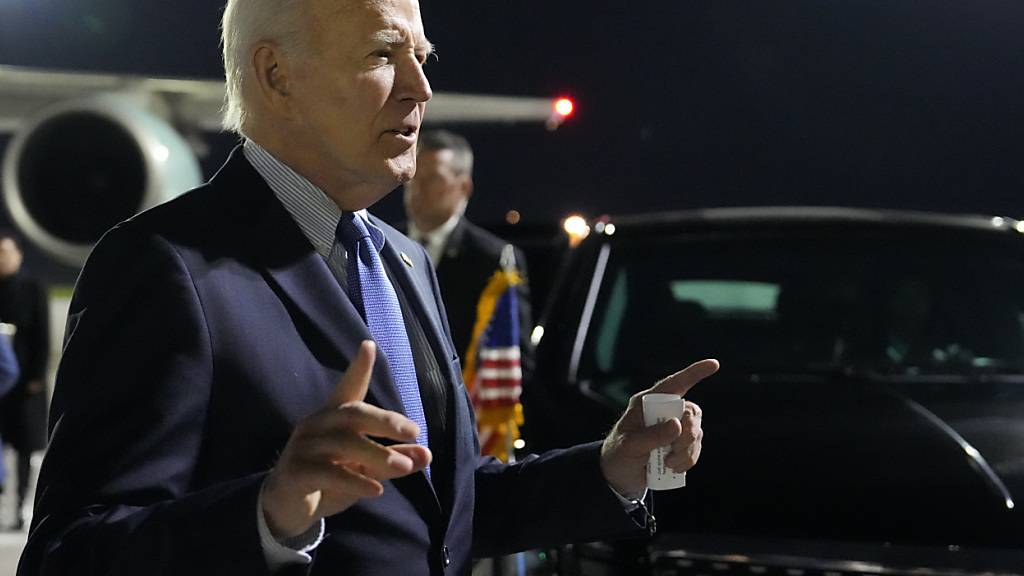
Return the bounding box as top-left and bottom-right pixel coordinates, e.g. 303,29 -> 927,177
257,483 -> 325,570
607,483 -> 648,512
608,483 -> 656,535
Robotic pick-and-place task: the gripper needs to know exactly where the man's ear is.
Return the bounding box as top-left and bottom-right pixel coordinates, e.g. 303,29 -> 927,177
252,43 -> 293,113
461,177 -> 474,200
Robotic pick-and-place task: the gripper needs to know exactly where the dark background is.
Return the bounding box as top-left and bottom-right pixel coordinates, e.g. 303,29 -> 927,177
2,0 -> 1024,260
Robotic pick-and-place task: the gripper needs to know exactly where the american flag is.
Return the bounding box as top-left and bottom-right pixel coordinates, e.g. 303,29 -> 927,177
462,267 -> 524,462
476,285 -> 522,409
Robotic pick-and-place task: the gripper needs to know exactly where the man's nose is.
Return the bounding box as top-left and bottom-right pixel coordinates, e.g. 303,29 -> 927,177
398,59 -> 433,104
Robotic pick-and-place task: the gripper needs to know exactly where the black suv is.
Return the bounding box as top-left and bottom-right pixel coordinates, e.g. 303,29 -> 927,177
523,207 -> 1024,575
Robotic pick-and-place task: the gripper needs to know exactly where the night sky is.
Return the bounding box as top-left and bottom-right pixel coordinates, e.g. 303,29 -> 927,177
2,0 -> 1024,230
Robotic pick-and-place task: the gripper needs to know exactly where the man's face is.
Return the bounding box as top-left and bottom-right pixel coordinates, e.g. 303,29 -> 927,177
404,149 -> 471,232
285,0 -> 433,210
0,239 -> 23,277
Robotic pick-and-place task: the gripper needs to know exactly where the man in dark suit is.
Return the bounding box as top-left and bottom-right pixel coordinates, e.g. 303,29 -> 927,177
19,0 -> 715,574
402,130 -> 533,369
0,231 -> 49,531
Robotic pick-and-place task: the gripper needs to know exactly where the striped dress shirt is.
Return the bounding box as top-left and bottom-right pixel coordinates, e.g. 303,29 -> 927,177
243,139 -> 387,290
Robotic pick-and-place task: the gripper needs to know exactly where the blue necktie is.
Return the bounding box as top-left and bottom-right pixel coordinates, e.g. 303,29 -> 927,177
336,213 -> 430,475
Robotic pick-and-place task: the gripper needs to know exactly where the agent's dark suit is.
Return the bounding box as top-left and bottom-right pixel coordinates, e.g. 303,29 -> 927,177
406,219 -> 533,370
19,148 -> 637,576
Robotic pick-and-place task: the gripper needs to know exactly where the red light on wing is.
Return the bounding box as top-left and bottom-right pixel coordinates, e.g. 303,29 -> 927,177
554,98 -> 575,117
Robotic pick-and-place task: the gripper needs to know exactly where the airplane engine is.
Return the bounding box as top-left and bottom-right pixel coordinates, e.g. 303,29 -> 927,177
2,94 -> 202,266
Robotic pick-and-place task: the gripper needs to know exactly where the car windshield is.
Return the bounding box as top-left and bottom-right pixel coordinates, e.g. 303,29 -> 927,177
579,228 -> 1024,400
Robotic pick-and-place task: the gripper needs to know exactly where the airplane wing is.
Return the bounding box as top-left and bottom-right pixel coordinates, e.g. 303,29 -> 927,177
0,65 -> 561,133
0,65 -> 571,267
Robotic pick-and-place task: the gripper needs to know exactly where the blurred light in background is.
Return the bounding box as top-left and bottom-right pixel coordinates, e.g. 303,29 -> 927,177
593,219 -> 615,236
530,325 -> 545,346
505,209 -> 521,225
563,214 -> 590,247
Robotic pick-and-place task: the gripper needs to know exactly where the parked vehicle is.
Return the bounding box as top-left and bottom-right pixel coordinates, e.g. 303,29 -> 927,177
523,207 -> 1024,575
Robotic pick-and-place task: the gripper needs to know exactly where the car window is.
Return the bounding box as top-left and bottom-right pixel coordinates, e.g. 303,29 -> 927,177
669,280 -> 779,318
579,230 -> 1024,403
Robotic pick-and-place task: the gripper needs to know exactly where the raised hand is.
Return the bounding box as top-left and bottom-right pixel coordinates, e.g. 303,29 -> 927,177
262,341 -> 432,538
600,359 -> 718,497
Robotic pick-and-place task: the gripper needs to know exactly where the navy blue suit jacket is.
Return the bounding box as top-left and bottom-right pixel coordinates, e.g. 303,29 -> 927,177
19,148 -> 638,576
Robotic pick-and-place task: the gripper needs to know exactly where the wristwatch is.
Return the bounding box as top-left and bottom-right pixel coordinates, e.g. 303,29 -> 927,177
628,496 -> 657,537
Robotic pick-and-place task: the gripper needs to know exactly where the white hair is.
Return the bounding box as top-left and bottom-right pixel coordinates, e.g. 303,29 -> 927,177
220,0 -> 309,134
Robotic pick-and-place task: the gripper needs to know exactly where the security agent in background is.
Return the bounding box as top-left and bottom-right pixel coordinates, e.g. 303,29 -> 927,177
0,231 -> 49,532
19,0 -> 714,574
403,130 -> 533,372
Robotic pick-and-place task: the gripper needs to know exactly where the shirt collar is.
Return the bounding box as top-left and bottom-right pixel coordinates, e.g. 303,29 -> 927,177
409,212 -> 461,249
243,139 -> 385,257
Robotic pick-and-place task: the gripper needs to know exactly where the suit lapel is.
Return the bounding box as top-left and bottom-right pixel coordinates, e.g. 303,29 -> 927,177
260,241 -> 445,522
374,216 -> 456,369
439,217 -> 468,268
214,148 -> 405,417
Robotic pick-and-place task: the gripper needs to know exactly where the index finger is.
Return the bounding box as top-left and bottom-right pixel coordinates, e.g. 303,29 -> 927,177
329,340 -> 376,406
649,359 -> 719,396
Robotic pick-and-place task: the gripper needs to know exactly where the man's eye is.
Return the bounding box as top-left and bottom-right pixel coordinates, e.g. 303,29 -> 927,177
372,50 -> 391,60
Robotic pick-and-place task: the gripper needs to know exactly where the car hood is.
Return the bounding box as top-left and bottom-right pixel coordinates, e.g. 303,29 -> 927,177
664,370 -> 1024,548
